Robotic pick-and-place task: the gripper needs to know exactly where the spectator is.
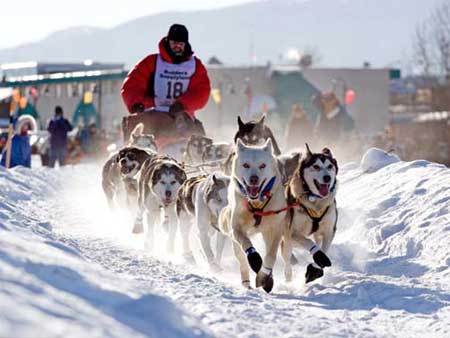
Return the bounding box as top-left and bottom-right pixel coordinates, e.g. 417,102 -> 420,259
285,103 -> 313,149
47,106 -> 73,167
1,123 -> 31,168
313,92 -> 355,148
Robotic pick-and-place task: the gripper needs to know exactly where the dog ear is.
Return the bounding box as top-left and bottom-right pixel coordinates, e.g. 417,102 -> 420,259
131,123 -> 144,137
237,116 -> 244,129
257,114 -> 266,125
305,143 -> 313,158
322,147 -> 333,157
212,174 -> 218,185
236,138 -> 246,152
263,138 -> 273,153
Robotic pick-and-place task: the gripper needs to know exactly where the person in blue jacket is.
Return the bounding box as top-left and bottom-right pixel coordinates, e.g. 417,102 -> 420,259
0,123 -> 31,168
47,106 -> 73,168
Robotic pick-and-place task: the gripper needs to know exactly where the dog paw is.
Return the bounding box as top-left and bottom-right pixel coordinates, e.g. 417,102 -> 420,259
305,263 -> 324,284
313,250 -> 331,268
256,267 -> 274,293
246,247 -> 262,273
290,253 -> 299,265
242,280 -> 252,289
209,261 -> 223,272
132,221 -> 144,234
183,252 -> 196,265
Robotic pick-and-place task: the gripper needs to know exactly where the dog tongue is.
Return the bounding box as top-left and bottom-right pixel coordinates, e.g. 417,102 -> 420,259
247,186 -> 259,197
318,184 -> 329,197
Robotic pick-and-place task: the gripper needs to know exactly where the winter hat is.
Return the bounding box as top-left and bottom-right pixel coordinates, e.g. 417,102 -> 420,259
55,106 -> 63,115
167,24 -> 189,43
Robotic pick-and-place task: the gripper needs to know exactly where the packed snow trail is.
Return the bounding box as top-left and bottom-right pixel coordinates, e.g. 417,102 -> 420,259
0,155 -> 449,337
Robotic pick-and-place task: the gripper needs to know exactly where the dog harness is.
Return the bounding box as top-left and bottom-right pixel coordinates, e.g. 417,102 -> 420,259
235,176 -> 302,226
299,204 -> 330,235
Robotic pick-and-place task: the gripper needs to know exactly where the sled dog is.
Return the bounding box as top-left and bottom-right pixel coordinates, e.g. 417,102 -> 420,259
176,173 -> 230,268
282,145 -> 338,284
219,139 -> 287,293
102,147 -> 154,209
134,155 -> 187,252
127,123 -> 158,153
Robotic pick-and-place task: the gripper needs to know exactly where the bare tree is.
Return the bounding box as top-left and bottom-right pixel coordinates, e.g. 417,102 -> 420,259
413,1 -> 450,76
413,23 -> 432,75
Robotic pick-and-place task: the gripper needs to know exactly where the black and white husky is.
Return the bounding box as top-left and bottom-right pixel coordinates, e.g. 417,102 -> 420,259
219,139 -> 287,293
176,173 -> 230,269
133,155 -> 187,252
223,115 -> 282,174
184,134 -> 232,164
234,115 -> 281,155
102,147 -> 154,209
282,145 -> 338,284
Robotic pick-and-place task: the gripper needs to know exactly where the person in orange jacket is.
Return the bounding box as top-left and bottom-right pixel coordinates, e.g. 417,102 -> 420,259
121,24 -> 211,120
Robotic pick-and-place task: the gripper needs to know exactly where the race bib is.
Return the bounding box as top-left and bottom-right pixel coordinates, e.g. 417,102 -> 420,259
154,55 -> 196,108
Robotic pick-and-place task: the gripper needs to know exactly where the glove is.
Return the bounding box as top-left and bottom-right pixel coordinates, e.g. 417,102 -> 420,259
168,102 -> 184,118
131,103 -> 144,114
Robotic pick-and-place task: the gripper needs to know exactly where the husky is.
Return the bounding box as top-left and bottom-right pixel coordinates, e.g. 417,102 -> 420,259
102,147 -> 154,209
176,173 -> 230,269
184,135 -> 214,164
133,155 -> 187,252
234,115 -> 281,155
223,115 -> 282,174
203,142 -> 233,163
282,145 -> 338,284
277,152 -> 301,184
219,139 -> 287,293
127,123 -> 158,153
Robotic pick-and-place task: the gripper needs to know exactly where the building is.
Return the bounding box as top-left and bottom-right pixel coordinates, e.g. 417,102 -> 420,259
1,61 -> 393,139
0,61 -> 128,131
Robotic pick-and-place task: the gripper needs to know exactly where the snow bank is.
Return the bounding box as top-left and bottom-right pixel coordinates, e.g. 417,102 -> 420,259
0,155 -> 449,337
0,166 -> 209,338
360,147 -> 401,173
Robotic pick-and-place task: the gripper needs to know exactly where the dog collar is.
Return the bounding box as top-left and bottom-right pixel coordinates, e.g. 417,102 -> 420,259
234,176 -> 276,202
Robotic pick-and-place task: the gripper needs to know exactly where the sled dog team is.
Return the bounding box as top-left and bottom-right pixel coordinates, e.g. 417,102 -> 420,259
102,116 -> 339,293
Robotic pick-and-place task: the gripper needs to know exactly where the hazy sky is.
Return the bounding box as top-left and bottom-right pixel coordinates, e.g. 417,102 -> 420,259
0,0 -> 255,49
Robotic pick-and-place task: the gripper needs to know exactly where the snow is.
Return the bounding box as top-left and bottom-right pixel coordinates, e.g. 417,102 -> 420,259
360,147 -> 401,173
0,151 -> 449,337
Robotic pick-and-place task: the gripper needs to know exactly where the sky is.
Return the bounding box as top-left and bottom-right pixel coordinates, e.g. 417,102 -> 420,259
0,0 -> 255,49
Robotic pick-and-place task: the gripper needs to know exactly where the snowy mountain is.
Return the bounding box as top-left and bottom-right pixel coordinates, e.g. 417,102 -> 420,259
0,149 -> 449,337
0,0 -> 443,68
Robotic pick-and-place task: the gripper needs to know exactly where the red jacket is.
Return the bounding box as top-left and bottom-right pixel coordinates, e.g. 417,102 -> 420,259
121,39 -> 211,118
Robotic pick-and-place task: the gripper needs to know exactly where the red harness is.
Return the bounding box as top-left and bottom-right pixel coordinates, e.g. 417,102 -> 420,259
243,193 -> 302,226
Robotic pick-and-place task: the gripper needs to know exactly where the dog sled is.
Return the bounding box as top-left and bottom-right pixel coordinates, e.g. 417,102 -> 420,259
122,109 -> 227,174
122,109 -> 204,156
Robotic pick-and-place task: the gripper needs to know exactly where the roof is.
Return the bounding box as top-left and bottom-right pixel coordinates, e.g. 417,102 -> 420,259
1,61 -> 124,74
0,69 -> 128,88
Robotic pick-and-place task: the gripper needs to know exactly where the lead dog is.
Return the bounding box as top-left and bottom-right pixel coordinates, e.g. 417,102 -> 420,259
133,155 -> 187,252
176,173 -> 230,269
282,145 -> 338,284
219,139 -> 287,293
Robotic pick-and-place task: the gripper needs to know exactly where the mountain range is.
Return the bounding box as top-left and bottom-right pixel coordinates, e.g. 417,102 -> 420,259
0,0 -> 443,69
